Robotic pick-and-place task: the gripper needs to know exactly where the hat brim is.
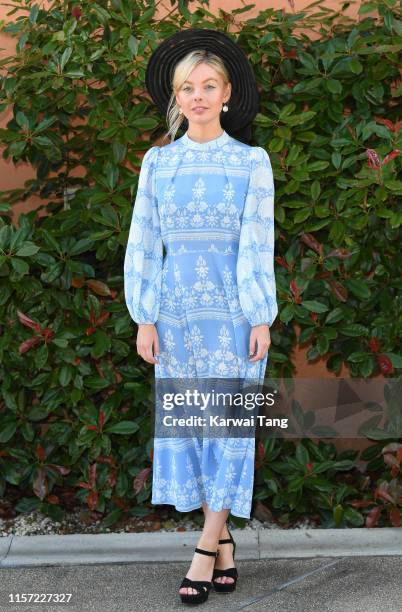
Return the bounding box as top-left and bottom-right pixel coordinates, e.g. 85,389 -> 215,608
145,28 -> 260,139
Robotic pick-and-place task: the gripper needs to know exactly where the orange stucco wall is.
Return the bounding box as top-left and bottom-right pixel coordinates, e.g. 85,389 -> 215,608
0,2 -> 372,393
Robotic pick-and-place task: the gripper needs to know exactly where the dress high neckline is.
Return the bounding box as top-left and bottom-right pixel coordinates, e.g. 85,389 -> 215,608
181,129 -> 230,150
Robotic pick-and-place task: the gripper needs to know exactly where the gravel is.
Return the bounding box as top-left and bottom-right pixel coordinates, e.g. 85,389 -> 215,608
0,511 -> 316,537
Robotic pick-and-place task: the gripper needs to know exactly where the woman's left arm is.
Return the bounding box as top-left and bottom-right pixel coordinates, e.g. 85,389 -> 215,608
236,146 -> 278,360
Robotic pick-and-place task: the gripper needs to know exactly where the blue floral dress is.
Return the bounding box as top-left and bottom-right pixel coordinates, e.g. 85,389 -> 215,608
124,129 -> 278,518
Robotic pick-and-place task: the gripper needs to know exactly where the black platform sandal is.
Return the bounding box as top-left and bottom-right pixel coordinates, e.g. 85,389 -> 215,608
179,546 -> 219,605
212,527 -> 238,593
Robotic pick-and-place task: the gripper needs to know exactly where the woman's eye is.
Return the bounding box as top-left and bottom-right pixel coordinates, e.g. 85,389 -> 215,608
182,85 -> 215,91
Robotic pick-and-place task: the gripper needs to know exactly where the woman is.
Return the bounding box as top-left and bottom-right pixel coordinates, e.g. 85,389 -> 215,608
123,29 -> 278,605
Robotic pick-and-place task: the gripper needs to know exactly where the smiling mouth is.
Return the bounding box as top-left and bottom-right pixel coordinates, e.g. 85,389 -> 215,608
192,107 -> 208,110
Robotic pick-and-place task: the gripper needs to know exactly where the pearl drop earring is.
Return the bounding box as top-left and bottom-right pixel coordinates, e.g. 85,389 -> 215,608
222,102 -> 229,112
178,107 -> 183,114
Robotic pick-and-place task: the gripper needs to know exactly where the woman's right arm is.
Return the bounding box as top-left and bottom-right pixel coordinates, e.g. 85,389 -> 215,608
123,146 -> 162,363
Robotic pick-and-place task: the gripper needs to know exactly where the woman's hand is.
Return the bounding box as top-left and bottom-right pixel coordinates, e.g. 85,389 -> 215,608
248,324 -> 271,362
136,324 -> 160,364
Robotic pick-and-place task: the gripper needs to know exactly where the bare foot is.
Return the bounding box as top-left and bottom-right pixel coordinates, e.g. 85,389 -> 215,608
213,524 -> 235,584
179,535 -> 218,597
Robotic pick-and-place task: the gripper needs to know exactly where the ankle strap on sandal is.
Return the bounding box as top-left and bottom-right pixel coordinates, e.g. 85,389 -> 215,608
195,547 -> 219,558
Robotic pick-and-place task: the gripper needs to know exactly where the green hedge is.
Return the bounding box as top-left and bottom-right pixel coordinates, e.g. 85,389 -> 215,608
0,0 -> 400,527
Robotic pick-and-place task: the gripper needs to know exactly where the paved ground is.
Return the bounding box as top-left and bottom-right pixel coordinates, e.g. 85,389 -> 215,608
0,556 -> 401,611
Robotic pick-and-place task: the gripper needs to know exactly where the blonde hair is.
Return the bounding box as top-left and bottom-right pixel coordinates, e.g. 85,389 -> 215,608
161,50 -> 230,145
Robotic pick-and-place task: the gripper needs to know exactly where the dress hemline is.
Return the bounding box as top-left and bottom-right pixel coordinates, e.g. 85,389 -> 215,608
151,498 -> 251,520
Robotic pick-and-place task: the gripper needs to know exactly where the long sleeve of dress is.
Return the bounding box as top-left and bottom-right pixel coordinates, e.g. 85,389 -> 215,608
236,146 -> 278,328
123,146 -> 163,325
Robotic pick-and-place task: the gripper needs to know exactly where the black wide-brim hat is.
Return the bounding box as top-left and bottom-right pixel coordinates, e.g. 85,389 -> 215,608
145,28 -> 260,143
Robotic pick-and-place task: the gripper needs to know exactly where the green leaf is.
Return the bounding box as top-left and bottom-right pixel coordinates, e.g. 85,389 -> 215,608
105,421 -> 139,435
15,242 -> 40,257
326,79 -> 342,94
29,4 -> 39,24
339,324 -> 369,337
302,300 -> 329,313
295,443 -> 309,466
70,238 -> 94,256
312,460 -> 336,474
331,460 -> 355,471
11,257 -> 29,275
15,498 -> 41,512
294,209 -> 311,223
131,118 -> 159,130
333,504 -> 344,526
287,476 -> 305,492
344,507 -> 364,526
102,508 -> 123,527
59,365 -> 73,387
325,308 -> 344,324
60,47 -> 72,71
345,279 -> 371,300
347,351 -> 370,363
0,419 -> 18,443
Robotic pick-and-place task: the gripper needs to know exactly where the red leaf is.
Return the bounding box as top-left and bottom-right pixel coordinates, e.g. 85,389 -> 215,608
97,455 -> 115,465
89,463 -> 97,487
369,337 -> 380,353
87,280 -> 111,297
87,490 -> 98,511
383,453 -> 398,468
107,472 -> 117,487
95,311 -> 110,326
99,410 -> 106,428
366,506 -> 381,528
375,487 -> 395,504
86,425 -> 98,431
17,310 -> 42,332
300,233 -> 323,255
71,6 -> 82,19
41,327 -> 54,342
381,149 -> 402,165
290,279 -> 300,296
112,496 -> 129,510
36,444 -> 46,461
330,280 -> 348,302
33,468 -> 48,500
376,354 -> 394,375
382,442 -> 401,454
78,482 -> 92,489
46,494 -> 60,504
366,149 -> 381,168
326,248 -> 352,260
376,118 -> 397,132
275,256 -> 289,270
19,336 -> 42,354
389,507 -> 400,528
71,277 -> 85,288
133,468 -> 151,494
48,463 -> 71,476
349,499 -> 374,508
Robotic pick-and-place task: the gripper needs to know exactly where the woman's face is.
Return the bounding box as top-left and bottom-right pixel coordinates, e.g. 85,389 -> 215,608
175,62 -> 231,128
